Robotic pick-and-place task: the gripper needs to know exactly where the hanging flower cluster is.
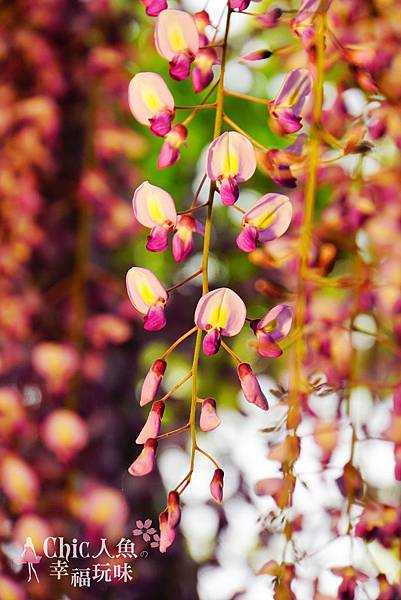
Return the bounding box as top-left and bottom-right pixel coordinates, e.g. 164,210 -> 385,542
129,0 -> 401,597
127,4 -> 296,554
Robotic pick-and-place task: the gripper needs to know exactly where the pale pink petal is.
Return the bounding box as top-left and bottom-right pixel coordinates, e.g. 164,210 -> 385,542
194,288 -> 247,337
155,9 -> 199,61
136,401 -> 165,444
128,72 -> 174,126
126,267 -> 167,315
128,439 -> 157,477
140,359 -> 166,407
237,363 -> 269,410
242,194 -> 292,242
159,510 -> 176,553
200,398 -> 221,432
257,304 -> 293,341
206,131 -> 256,183
133,181 -> 177,229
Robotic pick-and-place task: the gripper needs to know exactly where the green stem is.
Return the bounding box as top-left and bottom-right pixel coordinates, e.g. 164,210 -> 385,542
187,7 -> 232,482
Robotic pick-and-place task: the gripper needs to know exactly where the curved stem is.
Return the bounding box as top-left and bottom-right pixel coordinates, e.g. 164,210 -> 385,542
221,339 -> 243,364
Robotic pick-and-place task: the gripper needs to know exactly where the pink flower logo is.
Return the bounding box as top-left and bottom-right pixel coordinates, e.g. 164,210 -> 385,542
133,519 -> 159,547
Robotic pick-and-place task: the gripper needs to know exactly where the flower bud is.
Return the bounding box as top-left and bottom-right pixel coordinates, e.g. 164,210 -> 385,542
237,363 -> 269,410
210,468 -> 224,503
167,490 -> 181,528
140,359 -> 167,406
257,7 -> 282,29
136,401 -> 165,444
158,125 -> 187,169
200,398 -> 221,432
128,438 -> 158,477
159,509 -> 176,553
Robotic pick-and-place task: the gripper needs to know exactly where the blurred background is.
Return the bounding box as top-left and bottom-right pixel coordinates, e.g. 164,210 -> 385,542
1,0 -> 401,599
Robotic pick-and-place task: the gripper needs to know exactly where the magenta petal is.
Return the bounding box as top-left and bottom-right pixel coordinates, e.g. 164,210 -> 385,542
277,110 -> 303,134
144,304 -> 166,331
172,231 -> 194,263
220,177 -> 239,205
169,54 -> 192,81
203,328 -> 221,356
236,226 -> 258,252
143,0 -> 167,17
229,0 -> 251,10
146,225 -> 170,252
158,142 -> 180,169
149,110 -> 173,137
257,332 -> 283,358
192,65 -> 214,93
237,363 -> 269,411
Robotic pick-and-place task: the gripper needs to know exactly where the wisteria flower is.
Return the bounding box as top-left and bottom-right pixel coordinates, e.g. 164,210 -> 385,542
158,124 -> 187,169
192,48 -> 218,93
128,438 -> 158,477
269,68 -> 312,133
136,400 -> 165,444
194,287 -> 247,355
159,510 -> 176,553
236,193 -> 292,252
172,215 -> 204,263
155,9 -> 200,81
132,181 -> 177,252
200,397 -> 221,432
128,72 -> 174,137
237,363 -> 269,410
251,304 -> 293,357
140,359 -> 166,406
259,134 -> 306,188
206,131 -> 256,205
132,519 -> 157,542
210,468 -> 224,503
126,267 -> 168,331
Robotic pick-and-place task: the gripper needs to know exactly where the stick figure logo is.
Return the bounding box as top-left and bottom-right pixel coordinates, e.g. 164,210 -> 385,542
17,537 -> 42,582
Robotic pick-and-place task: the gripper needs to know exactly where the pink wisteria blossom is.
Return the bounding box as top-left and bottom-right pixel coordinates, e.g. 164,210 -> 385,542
210,468 -> 224,503
251,304 -> 293,358
192,48 -> 218,93
128,438 -> 158,477
132,181 -> 177,252
128,72 -> 174,137
126,267 -> 168,331
159,509 -> 176,552
158,124 -> 187,169
236,193 -> 293,252
269,68 -> 312,133
41,409 -> 88,462
194,288 -> 247,356
172,215 -> 204,263
206,131 -> 256,205
136,400 -> 165,444
237,363 -> 269,410
200,398 -> 221,432
140,359 -> 167,406
155,9 -> 200,81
